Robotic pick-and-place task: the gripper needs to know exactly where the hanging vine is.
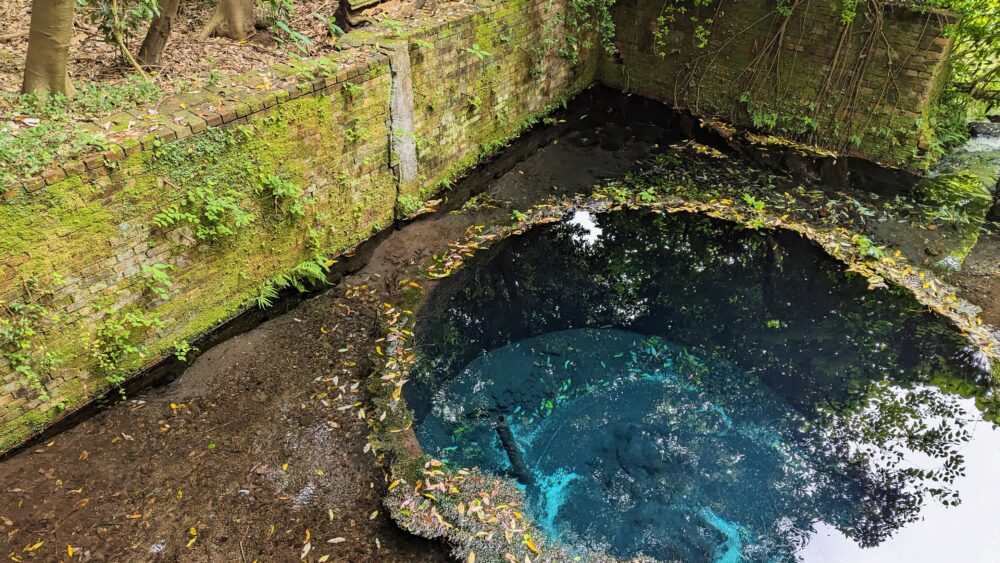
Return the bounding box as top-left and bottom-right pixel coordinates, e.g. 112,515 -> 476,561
642,0 -> 975,166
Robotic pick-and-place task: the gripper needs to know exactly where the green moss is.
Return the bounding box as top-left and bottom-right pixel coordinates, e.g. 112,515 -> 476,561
0,174 -> 115,281
916,160 -> 997,271
2,0 -> 594,453
421,83 -> 588,195
1,83 -> 398,451
0,376 -> 90,452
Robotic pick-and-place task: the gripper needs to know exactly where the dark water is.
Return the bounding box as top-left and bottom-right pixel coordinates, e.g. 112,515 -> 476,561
407,210 -> 999,562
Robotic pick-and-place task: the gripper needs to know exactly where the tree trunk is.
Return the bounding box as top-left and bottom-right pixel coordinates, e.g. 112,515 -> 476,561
138,0 -> 182,66
199,0 -> 255,40
21,0 -> 76,98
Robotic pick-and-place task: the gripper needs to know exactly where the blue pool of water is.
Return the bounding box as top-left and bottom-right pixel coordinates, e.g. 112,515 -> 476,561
408,210 -> 999,562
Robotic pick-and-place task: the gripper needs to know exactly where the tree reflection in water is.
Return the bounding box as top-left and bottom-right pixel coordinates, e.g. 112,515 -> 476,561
408,210 -> 989,560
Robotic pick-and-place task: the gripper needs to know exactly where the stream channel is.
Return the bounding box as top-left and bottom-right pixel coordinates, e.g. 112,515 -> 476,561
1,87 -> 999,562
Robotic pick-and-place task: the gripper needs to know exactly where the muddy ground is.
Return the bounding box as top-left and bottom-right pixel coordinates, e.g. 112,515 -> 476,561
946,228 -> 1000,325
1,89 -> 998,561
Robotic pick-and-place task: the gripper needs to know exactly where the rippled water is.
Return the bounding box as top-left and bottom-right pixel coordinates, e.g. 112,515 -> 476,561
407,210 -> 999,562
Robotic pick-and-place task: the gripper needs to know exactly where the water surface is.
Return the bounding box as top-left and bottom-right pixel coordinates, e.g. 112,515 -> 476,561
408,210 -> 997,562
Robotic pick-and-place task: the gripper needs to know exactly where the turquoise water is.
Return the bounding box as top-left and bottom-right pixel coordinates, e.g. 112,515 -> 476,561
408,210 -> 997,562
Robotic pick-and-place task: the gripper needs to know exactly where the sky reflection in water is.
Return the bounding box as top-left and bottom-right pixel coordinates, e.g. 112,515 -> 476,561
409,210 -> 999,562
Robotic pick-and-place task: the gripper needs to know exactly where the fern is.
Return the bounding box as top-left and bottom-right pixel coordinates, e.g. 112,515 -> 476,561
253,280 -> 280,309
253,256 -> 332,309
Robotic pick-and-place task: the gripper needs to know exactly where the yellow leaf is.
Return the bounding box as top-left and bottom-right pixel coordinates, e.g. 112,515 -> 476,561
524,536 -> 539,553
318,556 -> 330,562
24,541 -> 43,552
67,545 -> 74,557
387,480 -> 400,491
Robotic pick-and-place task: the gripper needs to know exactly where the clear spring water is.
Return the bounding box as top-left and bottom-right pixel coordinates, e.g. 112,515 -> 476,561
407,210 -> 999,562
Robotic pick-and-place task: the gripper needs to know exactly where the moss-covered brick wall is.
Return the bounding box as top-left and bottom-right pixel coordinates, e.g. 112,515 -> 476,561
407,0 -> 596,193
599,0 -> 959,169
0,0 -> 595,452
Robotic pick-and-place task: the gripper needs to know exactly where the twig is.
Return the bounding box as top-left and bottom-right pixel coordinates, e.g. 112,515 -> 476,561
110,0 -> 153,83
239,524 -> 250,562
0,31 -> 29,43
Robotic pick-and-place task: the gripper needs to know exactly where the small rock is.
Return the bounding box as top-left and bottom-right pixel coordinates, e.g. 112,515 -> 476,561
969,121 -> 1000,137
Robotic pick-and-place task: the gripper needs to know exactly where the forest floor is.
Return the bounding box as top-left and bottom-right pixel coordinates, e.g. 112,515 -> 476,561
0,0 -> 421,96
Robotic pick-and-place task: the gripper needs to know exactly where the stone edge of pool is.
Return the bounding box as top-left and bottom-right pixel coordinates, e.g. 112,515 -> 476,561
364,145 -> 1000,563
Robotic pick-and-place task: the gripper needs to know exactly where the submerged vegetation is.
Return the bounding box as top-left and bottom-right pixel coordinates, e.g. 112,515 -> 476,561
366,139 -> 998,561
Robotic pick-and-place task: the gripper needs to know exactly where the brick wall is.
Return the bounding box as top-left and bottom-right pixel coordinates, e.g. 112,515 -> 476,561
407,0 -> 595,190
0,0 -> 959,450
599,0 -> 959,168
0,0 -> 594,452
